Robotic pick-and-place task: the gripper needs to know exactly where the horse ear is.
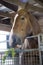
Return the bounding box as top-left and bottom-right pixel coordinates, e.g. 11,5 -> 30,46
28,13 -> 41,35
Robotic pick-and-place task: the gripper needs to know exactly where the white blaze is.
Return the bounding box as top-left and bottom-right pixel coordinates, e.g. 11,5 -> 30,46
9,14 -> 18,47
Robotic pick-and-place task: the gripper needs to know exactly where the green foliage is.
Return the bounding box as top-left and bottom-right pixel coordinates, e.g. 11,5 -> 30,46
11,48 -> 16,57
2,48 -> 16,63
2,56 -> 6,63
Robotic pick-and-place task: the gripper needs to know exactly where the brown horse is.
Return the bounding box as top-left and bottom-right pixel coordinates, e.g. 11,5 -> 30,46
9,9 -> 41,65
9,9 -> 40,47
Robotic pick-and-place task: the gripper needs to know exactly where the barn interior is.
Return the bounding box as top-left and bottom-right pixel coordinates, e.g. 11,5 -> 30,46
0,0 -> 43,32
0,0 -> 43,65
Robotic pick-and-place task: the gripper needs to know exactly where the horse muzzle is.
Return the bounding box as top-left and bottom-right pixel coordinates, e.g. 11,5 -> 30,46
9,35 -> 22,48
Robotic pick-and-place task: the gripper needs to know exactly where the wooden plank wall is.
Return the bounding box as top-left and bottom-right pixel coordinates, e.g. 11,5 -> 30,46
0,23 -> 11,32
38,18 -> 43,33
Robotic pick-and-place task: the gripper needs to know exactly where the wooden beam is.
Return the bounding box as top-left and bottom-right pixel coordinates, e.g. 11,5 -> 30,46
25,3 -> 43,13
0,0 -> 18,11
1,0 -> 43,13
0,11 -> 15,18
0,23 -> 11,32
34,0 -> 43,6
0,0 -> 26,8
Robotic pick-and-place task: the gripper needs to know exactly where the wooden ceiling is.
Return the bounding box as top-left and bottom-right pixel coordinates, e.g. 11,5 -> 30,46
0,0 -> 43,32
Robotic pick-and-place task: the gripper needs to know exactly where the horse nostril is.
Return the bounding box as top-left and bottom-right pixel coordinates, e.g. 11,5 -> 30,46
12,35 -> 16,43
11,35 -> 22,48
12,35 -> 17,47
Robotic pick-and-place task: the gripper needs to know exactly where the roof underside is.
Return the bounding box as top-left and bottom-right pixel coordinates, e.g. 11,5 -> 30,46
0,0 -> 43,31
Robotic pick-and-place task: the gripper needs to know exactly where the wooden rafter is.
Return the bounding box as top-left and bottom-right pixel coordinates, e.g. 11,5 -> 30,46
0,0 -> 43,13
25,3 -> 43,13
3,0 -> 25,8
0,11 -> 15,18
0,0 -> 18,11
34,0 -> 43,6
0,23 -> 11,32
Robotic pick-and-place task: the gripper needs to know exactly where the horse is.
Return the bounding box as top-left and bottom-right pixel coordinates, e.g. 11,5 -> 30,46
9,9 -> 40,47
9,9 -> 41,65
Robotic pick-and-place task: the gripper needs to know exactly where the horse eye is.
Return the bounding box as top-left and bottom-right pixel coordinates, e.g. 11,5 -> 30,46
21,16 -> 25,20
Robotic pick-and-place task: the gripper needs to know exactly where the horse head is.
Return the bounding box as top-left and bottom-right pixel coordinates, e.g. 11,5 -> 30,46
9,9 -> 41,48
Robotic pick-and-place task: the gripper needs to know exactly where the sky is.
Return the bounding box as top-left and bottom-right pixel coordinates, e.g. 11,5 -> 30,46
0,30 -> 10,52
